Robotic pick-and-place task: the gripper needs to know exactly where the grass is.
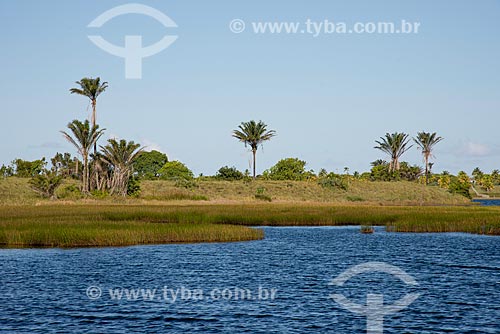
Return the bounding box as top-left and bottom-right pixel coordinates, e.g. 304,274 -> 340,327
140,179 -> 470,205
0,204 -> 499,248
0,177 -> 470,205
0,205 -> 264,248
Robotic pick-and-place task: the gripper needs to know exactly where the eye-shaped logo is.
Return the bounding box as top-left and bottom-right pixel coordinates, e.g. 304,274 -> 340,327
329,262 -> 421,334
88,3 -> 178,79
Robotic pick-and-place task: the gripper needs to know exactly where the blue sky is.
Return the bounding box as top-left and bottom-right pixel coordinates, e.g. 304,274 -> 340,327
1,0 -> 499,175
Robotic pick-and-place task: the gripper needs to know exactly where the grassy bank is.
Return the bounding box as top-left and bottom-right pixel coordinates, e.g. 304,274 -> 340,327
0,177 -> 470,205
0,205 -> 264,248
0,204 -> 499,248
140,179 -> 469,205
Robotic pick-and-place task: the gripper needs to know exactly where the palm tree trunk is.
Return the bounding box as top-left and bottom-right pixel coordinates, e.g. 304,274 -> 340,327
92,99 -> 97,155
252,148 -> 257,179
424,155 -> 429,185
83,155 -> 89,193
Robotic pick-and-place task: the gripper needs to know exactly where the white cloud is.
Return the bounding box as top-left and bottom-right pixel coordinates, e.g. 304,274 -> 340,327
140,138 -> 165,153
460,142 -> 490,157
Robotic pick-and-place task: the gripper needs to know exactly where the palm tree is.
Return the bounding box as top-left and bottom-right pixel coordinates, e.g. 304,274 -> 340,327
61,120 -> 105,193
100,139 -> 143,196
374,132 -> 413,173
232,120 -> 276,179
413,132 -> 444,184
70,77 -> 108,153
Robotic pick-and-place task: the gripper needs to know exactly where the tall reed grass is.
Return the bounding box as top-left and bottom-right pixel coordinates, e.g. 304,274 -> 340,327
1,204 -> 498,248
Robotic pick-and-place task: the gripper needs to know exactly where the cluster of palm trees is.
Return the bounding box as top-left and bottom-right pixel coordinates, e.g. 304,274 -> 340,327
61,77 -> 444,195
375,132 -> 443,183
63,78 -> 142,196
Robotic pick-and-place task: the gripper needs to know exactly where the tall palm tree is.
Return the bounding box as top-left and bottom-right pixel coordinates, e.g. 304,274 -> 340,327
61,120 -> 105,193
232,120 -> 276,179
374,132 -> 413,173
70,77 -> 108,153
100,139 -> 143,196
414,132 -> 444,184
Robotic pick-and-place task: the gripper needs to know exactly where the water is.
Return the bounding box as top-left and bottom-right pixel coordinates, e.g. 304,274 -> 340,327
472,199 -> 500,206
1,227 -> 499,333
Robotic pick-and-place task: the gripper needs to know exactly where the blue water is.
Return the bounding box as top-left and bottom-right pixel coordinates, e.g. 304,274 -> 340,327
1,227 -> 499,333
473,199 -> 500,206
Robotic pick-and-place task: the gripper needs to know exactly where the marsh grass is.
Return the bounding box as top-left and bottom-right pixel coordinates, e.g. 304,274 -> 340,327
360,225 -> 374,234
0,204 -> 499,248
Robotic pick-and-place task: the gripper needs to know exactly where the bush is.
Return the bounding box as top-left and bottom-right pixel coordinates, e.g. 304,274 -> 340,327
14,158 -> 46,178
255,187 -> 272,202
29,171 -> 63,199
264,158 -> 314,181
58,184 -> 83,200
370,161 -> 422,182
133,150 -> 168,179
346,195 -> 365,202
127,177 -> 141,197
90,190 -> 109,199
216,166 -> 244,180
174,178 -> 199,189
318,173 -> 349,191
449,180 -> 472,199
158,161 -> 194,180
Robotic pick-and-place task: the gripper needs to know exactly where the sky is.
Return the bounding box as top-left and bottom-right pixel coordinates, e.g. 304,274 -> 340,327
0,0 -> 499,175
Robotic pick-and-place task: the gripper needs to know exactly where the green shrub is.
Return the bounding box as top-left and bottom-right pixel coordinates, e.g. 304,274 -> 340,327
91,190 -> 109,199
158,161 -> 194,180
127,177 -> 141,197
14,158 -> 46,178
264,158 -> 314,181
254,187 -> 272,201
448,180 -> 471,199
29,171 -> 63,199
133,150 -> 168,179
58,184 -> 83,200
174,178 -> 199,189
346,195 -> 365,202
318,173 -> 349,191
216,166 -> 244,180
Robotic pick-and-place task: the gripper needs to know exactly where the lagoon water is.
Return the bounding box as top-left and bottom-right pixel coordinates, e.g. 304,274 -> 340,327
472,199 -> 500,206
1,227 -> 499,333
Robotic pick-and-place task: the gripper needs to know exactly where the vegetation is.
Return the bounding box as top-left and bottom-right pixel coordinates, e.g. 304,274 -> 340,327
414,132 -> 444,184
100,139 -> 143,196
133,150 -> 168,179
216,166 -> 244,180
232,120 -> 276,179
61,119 -> 105,193
158,161 -> 194,180
374,132 -> 413,172
360,225 -> 374,234
0,204 -> 499,248
263,158 -> 314,181
28,171 -> 63,199
0,205 -> 263,247
69,77 -> 108,153
369,161 -> 422,182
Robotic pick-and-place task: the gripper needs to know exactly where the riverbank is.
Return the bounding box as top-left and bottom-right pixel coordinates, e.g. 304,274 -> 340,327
1,204 -> 499,248
0,177 -> 471,205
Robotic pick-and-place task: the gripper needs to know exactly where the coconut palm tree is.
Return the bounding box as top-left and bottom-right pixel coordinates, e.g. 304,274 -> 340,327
100,139 -> 143,196
70,77 -> 108,153
374,132 -> 413,173
61,120 -> 105,193
414,132 -> 444,184
232,120 -> 276,179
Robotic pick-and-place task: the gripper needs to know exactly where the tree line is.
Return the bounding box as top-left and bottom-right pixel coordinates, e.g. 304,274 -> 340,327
0,77 -> 497,200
